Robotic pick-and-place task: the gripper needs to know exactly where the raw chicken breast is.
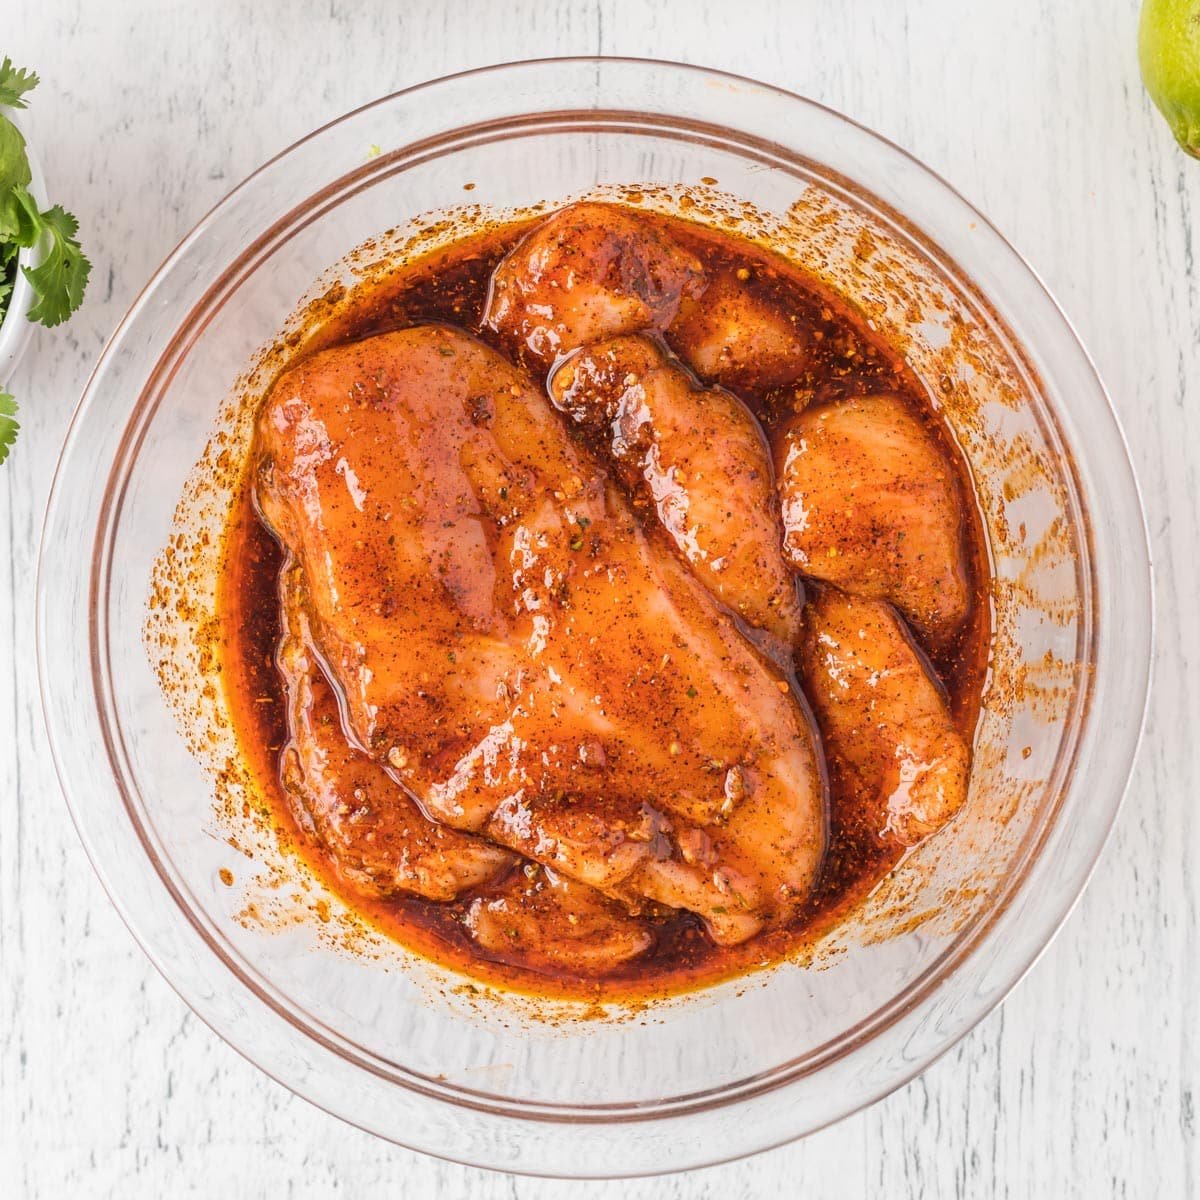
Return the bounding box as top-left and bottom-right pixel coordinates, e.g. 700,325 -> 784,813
670,267 -> 811,392
484,202 -> 704,369
256,325 -> 826,944
796,586 -> 969,847
464,864 -> 655,977
776,394 -> 970,649
485,202 -> 810,393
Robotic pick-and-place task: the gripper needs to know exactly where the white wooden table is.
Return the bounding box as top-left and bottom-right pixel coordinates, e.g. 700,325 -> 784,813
3,1 -> 1194,1195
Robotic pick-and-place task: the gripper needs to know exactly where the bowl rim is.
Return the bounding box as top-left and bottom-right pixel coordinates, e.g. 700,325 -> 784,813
37,56 -> 1154,1176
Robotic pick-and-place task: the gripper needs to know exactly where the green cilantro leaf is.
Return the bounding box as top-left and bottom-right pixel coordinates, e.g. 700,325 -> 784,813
0,59 -> 39,109
0,113 -> 31,194
0,392 -> 18,466
23,204 -> 91,327
0,240 -> 15,307
0,185 -> 40,244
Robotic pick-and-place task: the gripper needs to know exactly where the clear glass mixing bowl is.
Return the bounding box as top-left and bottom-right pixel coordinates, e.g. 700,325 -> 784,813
37,59 -> 1152,1177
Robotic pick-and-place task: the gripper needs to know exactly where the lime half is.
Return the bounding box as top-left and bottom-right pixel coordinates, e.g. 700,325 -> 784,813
1140,0 -> 1200,157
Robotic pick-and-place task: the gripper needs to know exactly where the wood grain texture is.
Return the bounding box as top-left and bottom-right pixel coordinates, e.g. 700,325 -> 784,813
1,0 -> 1193,1194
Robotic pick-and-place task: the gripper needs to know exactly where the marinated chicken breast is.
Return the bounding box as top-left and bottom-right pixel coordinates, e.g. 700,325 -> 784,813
464,864 -> 655,977
670,267 -> 811,392
776,394 -> 970,650
256,325 -> 826,944
276,567 -> 515,901
797,587 -> 970,847
484,202 -> 704,369
549,335 -> 800,646
485,202 -> 810,392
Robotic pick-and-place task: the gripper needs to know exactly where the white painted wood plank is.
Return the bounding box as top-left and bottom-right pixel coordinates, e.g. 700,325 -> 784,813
2,1 -> 1194,1195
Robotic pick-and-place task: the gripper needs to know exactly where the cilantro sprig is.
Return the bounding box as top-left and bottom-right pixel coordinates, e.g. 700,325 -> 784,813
0,389 -> 17,465
0,56 -> 91,464
0,59 -> 37,110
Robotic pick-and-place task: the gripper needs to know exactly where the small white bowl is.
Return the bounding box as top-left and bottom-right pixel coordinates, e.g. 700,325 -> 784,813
0,111 -> 46,387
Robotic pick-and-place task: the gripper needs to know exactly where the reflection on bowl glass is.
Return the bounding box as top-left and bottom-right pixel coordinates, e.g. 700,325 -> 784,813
38,59 -> 1150,1177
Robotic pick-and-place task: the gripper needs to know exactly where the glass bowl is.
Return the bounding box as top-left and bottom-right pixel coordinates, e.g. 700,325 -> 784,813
37,59 -> 1152,1177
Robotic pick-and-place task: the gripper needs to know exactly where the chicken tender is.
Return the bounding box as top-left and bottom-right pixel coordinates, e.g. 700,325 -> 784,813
776,394 -> 971,650
797,587 -> 970,846
550,334 -> 800,646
